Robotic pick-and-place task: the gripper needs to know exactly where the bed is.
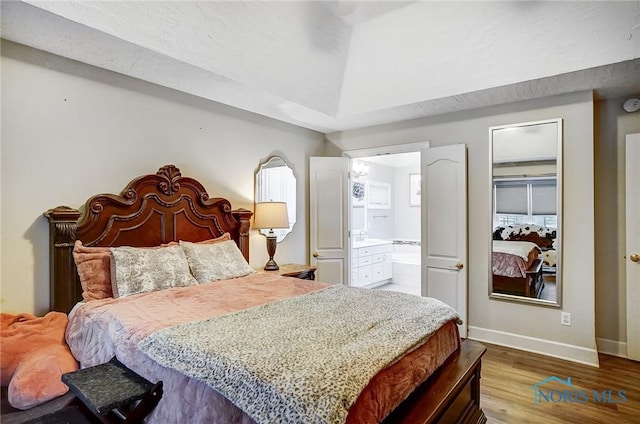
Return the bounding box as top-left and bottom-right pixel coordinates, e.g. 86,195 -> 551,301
44,165 -> 487,424
492,224 -> 558,298
492,240 -> 543,298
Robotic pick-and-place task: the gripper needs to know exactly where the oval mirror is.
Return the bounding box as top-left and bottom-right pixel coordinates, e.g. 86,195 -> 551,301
489,119 -> 562,307
255,155 -> 296,242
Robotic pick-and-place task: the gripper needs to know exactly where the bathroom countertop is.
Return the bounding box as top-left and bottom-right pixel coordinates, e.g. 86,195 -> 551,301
352,239 -> 392,249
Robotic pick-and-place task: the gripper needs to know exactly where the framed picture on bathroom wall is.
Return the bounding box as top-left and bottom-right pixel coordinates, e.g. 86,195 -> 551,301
410,174 -> 421,206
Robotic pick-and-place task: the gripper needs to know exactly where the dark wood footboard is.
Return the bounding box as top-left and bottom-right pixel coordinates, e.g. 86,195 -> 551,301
384,339 -> 487,424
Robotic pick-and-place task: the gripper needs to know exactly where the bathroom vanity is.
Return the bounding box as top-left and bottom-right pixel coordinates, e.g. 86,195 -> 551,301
351,239 -> 393,288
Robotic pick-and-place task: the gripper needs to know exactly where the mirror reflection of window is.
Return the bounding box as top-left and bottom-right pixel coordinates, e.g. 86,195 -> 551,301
493,178 -> 557,228
255,156 -> 296,242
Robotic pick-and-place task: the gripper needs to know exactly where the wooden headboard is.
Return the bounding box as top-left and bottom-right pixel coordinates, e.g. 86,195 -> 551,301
43,165 -> 252,314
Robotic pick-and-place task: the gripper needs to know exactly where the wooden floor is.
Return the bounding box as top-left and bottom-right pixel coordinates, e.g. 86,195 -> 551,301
480,342 -> 640,424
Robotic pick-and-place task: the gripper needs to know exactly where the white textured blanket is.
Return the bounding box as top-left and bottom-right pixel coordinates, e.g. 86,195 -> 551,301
493,240 -> 539,260
139,285 -> 460,424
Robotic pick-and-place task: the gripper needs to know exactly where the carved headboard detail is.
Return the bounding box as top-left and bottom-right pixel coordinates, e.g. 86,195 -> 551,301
44,165 -> 252,313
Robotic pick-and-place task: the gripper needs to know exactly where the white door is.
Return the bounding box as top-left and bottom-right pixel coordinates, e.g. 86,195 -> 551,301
421,144 -> 468,337
626,133 -> 640,361
309,157 -> 350,285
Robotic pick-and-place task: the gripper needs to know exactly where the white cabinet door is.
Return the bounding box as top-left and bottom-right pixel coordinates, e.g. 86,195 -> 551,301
358,265 -> 373,286
422,144 -> 468,337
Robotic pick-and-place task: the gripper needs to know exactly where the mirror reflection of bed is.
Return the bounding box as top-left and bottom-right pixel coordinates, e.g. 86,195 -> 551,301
489,119 -> 562,306
492,225 -> 557,299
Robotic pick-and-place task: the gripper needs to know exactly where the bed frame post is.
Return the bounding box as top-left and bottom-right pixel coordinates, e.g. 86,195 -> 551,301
232,208 -> 253,262
44,206 -> 82,313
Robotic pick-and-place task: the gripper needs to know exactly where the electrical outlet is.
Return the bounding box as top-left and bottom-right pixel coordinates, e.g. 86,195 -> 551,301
561,312 -> 571,326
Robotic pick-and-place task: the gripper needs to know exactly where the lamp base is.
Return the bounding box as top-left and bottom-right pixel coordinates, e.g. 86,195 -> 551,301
264,234 -> 279,270
263,258 -> 279,271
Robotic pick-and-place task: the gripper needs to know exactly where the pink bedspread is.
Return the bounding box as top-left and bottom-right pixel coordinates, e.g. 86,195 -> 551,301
492,252 -> 529,278
492,240 -> 539,278
67,272 -> 325,368
66,273 -> 459,423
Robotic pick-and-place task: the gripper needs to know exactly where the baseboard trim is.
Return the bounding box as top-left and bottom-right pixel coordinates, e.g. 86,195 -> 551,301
468,326 -> 599,366
596,338 -> 628,358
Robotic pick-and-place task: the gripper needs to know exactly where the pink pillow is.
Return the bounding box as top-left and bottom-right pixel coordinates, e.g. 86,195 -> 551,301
162,232 -> 231,247
198,232 -> 231,244
72,241 -> 112,301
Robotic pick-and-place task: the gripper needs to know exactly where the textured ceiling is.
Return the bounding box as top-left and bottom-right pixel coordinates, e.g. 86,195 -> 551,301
2,1 -> 639,133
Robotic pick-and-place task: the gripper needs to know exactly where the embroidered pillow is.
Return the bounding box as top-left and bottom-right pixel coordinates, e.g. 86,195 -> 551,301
72,241 -> 113,301
180,240 -> 254,283
110,245 -> 197,298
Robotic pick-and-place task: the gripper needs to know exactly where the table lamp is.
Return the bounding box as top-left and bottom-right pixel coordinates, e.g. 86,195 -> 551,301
254,202 -> 289,270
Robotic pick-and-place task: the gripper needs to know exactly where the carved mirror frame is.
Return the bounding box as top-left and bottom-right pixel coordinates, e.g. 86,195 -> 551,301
255,155 -> 296,242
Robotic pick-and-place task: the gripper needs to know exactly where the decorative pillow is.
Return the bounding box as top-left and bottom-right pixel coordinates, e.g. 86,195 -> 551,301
163,232 -> 232,247
109,245 -> 198,298
73,235 -> 230,301
180,240 -> 255,283
198,232 -> 232,244
72,241 -> 113,301
496,225 -> 556,249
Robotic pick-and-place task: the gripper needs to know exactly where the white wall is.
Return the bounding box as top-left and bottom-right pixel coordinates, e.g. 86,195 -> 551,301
358,161 -> 394,240
393,164 -> 420,242
0,40 -> 325,315
328,91 -> 598,364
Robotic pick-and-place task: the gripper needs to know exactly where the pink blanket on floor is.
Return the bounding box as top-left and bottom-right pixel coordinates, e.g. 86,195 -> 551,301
1,312 -> 69,385
1,312 -> 78,409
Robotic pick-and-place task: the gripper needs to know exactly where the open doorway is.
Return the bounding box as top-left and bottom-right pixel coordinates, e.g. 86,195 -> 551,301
349,152 -> 421,296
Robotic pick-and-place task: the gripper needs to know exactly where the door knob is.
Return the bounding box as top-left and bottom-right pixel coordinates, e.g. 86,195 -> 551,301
631,253 -> 640,263
455,262 -> 464,270
313,252 -> 319,258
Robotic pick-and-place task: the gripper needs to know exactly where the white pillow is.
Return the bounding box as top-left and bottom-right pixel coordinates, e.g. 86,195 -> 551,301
180,240 -> 255,283
109,245 -> 197,298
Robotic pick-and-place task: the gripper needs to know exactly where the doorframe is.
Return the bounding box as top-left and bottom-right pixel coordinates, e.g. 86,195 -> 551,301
343,142 -> 430,159
626,133 -> 640,361
342,142 -> 430,290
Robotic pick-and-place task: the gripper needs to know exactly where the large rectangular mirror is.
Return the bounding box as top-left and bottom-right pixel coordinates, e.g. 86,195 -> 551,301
489,119 -> 562,307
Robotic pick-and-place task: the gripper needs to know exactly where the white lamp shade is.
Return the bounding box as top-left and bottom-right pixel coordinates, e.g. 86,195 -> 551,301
254,202 -> 289,229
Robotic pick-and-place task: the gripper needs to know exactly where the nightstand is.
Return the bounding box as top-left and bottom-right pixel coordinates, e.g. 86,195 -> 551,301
257,263 -> 317,281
